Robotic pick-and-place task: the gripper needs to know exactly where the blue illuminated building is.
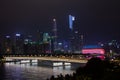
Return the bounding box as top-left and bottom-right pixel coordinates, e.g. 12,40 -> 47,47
69,15 -> 75,30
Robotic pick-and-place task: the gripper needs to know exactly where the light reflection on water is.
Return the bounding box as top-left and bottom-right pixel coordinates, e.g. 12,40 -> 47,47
0,62 -> 80,80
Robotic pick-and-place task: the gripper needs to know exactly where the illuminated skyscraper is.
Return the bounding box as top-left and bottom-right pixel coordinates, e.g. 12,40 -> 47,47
68,15 -> 83,53
52,18 -> 58,51
69,14 -> 75,52
69,15 -> 75,30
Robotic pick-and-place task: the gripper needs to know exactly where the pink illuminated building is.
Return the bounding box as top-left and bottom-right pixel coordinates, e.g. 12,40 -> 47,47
82,49 -> 105,54
82,48 -> 105,60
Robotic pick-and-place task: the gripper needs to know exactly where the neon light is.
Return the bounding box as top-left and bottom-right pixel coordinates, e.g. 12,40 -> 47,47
82,49 -> 105,54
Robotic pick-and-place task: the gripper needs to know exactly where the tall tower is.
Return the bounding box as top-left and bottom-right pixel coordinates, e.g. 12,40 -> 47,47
53,18 -> 57,51
69,15 -> 75,30
68,14 -> 83,53
68,15 -> 75,52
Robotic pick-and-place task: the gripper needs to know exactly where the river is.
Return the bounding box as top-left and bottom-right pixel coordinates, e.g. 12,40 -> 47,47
0,61 -> 85,80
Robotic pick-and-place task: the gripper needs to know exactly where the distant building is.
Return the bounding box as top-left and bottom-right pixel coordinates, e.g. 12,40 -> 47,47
82,45 -> 105,59
68,15 -> 83,53
43,33 -> 50,43
37,29 -> 43,43
102,40 -> 120,58
57,40 -> 70,53
24,35 -> 33,44
15,34 -> 24,54
24,41 -> 51,54
52,18 -> 58,51
23,32 -> 51,54
23,42 -> 37,55
42,33 -> 51,53
69,15 -> 75,30
3,36 -> 13,54
82,48 -> 105,55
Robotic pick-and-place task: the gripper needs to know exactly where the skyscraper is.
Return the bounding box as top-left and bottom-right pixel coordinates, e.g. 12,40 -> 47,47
69,15 -> 75,30
68,15 -> 83,53
3,36 -> 12,54
42,33 -> 51,53
69,14 -> 75,52
15,34 -> 24,54
37,29 -> 43,43
52,18 -> 58,51
43,33 -> 50,43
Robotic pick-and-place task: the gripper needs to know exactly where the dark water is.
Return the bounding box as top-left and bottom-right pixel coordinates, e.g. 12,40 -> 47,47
0,62 -> 85,80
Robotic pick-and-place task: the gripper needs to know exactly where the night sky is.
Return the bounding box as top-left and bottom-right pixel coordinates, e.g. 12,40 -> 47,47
0,0 -> 120,44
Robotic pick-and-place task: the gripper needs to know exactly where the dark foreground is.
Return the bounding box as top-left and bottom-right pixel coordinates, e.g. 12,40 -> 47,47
48,57 -> 120,80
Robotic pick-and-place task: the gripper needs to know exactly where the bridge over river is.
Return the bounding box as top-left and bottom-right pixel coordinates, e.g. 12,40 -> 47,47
5,56 -> 88,64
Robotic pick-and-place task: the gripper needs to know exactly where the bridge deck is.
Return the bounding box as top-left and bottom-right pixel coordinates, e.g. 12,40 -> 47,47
5,57 -> 88,63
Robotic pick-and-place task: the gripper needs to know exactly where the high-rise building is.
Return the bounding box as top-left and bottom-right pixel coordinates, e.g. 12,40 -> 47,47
42,33 -> 51,53
3,36 -> 12,54
15,34 -> 24,54
24,35 -> 33,44
52,18 -> 58,51
69,15 -> 75,30
23,41 -> 37,55
43,33 -> 50,43
68,15 -> 83,53
37,29 -> 43,43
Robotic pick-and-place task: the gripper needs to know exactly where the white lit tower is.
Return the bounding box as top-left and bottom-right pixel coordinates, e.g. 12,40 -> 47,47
52,18 -> 58,51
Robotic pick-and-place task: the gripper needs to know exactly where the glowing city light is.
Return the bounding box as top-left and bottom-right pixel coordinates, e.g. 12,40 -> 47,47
6,36 -> 10,38
72,16 -> 75,21
53,18 -> 56,22
82,49 -> 105,54
69,15 -> 75,30
16,34 -> 21,36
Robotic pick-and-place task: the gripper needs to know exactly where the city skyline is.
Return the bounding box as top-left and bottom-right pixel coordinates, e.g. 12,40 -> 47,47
0,0 -> 120,44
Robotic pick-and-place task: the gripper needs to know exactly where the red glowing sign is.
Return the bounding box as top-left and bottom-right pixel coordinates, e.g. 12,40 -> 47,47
82,49 -> 105,54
